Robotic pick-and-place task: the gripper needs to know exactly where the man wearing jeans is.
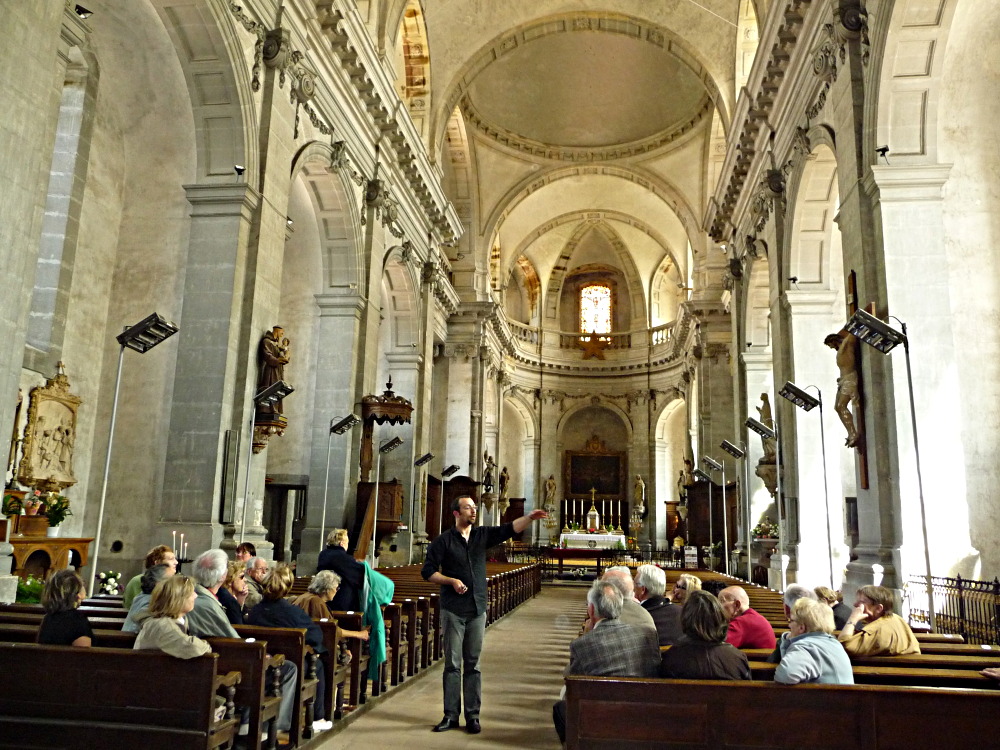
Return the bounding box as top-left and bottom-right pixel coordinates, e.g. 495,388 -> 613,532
422,495 -> 546,734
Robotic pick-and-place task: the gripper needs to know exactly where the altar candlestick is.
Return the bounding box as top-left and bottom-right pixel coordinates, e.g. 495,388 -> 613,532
172,530 -> 177,556
183,542 -> 188,560
179,533 -> 184,560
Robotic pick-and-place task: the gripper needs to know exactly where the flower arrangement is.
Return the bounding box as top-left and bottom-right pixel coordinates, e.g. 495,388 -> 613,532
16,575 -> 44,603
96,570 -> 122,596
752,519 -> 780,539
43,494 -> 72,527
24,491 -> 44,515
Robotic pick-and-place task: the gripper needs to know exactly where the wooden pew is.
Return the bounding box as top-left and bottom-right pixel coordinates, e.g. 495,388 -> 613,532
235,624 -> 318,748
327,611 -> 371,708
313,618 -> 349,721
0,643 -> 240,750
564,675 -> 1000,750
746,660 -> 999,689
0,622 -> 286,750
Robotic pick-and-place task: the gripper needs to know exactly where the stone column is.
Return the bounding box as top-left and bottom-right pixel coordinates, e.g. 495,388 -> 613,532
741,350 -> 774,576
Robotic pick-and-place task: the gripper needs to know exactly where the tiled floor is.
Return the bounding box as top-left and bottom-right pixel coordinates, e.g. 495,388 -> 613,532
317,585 -> 587,749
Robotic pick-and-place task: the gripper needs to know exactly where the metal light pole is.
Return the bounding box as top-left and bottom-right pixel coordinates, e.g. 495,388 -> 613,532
320,414 -> 361,554
370,435 -> 403,564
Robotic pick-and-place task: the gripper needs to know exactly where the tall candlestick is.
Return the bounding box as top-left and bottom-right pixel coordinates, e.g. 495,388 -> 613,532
183,542 -> 188,560
172,530 -> 176,556
179,533 -> 184,560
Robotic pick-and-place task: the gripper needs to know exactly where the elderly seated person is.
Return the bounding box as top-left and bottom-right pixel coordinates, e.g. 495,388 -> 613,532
553,579 -> 660,743
660,590 -> 751,680
249,563 -> 333,734
775,597 -> 853,684
244,556 -> 268,611
718,585 -> 776,649
134,575 -> 211,659
594,566 -> 655,632
123,544 -> 178,609
633,564 -> 683,646
815,586 -> 852,630
290,570 -> 370,641
218,560 -> 248,625
37,569 -> 91,647
123,563 -> 174,633
670,573 -> 702,605
838,584 -> 920,656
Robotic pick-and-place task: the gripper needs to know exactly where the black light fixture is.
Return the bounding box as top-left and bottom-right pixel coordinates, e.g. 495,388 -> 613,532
745,416 -> 776,439
286,216 -> 294,227
847,309 -> 933,629
92,313 -> 179,585
720,440 -> 745,459
702,455 -> 722,471
414,452 -> 434,467
74,5 -> 93,19
379,436 -> 403,453
116,312 -> 178,353
442,464 -> 460,477
779,381 -> 820,411
780,381 -> 834,588
692,468 -> 712,482
330,413 -> 361,434
845,308 -> 905,353
320,413 -> 361,552
234,165 -> 245,176
254,380 -> 294,408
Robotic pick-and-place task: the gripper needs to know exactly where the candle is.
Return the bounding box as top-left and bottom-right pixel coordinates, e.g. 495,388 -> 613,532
179,533 -> 185,559
172,530 -> 176,556
183,542 -> 188,560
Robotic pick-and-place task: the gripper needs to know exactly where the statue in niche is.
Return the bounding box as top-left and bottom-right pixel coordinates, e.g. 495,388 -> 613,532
258,325 -> 291,415
633,474 -> 646,516
544,474 -> 557,506
824,330 -> 862,447
757,393 -> 778,462
498,466 -> 509,500
482,451 -> 496,493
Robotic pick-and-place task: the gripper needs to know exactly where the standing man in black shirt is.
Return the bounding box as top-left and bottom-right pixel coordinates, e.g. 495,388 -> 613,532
422,495 -> 546,734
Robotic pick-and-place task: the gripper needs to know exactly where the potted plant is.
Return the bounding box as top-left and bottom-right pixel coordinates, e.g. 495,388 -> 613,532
43,494 -> 72,536
2,493 -> 23,517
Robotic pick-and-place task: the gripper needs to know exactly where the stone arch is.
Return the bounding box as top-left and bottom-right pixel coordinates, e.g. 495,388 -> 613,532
505,255 -> 541,326
557,399 -> 634,447
386,0 -> 432,145
742,255 -> 771,349
430,12 -> 732,163
380,248 -> 422,351
542,221 -> 646,329
150,0 -> 254,182
650,255 -> 686,328
289,141 -> 365,290
785,144 -> 843,292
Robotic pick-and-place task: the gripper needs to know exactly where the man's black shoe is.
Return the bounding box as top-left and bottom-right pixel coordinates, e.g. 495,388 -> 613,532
466,719 -> 481,734
433,717 -> 459,732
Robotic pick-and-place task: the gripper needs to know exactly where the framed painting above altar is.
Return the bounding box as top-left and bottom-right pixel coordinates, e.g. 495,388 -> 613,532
564,435 -> 625,498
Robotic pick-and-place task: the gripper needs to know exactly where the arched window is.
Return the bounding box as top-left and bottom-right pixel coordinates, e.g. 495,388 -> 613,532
580,284 -> 612,335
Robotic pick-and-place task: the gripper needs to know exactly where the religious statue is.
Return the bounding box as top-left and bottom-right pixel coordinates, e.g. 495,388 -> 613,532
498,466 -> 509,500
544,474 -> 557,505
482,451 -> 496,493
825,330 -> 862,447
633,474 -> 646,516
258,325 -> 291,415
757,393 -> 778,461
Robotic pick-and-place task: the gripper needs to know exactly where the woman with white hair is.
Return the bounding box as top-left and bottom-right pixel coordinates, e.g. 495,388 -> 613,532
317,528 -> 365,611
290,570 -> 370,642
774,597 -> 853,684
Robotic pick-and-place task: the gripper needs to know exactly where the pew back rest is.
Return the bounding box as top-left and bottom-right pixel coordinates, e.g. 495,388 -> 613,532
0,643 -> 220,730
565,675 -> 1000,750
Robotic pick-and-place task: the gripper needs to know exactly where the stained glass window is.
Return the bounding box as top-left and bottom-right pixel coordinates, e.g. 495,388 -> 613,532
580,284 -> 611,334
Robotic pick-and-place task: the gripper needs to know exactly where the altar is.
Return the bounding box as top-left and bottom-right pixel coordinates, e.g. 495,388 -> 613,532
559,532 -> 626,550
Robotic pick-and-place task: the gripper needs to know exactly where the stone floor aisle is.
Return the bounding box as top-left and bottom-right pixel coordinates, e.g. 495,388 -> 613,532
317,585 -> 587,750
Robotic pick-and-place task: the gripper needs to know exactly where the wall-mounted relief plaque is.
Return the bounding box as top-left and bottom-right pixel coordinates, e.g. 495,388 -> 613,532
17,363 -> 82,493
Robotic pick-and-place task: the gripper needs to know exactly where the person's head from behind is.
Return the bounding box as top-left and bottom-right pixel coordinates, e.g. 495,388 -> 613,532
855,585 -> 894,620
782,584 -> 818,620
602,566 -> 635,598
717,586 -> 750,621
681,590 -> 729,644
261,563 -> 295,601
308,570 -> 342,602
42,568 -> 85,614
192,549 -> 229,590
672,573 -> 702,604
326,528 -> 350,550
235,542 -> 256,562
149,575 -> 197,619
587,580 -> 624,623
814,586 -> 841,607
145,544 -> 177,572
789,597 -> 835,637
140,563 -> 175,596
634,564 -> 666,602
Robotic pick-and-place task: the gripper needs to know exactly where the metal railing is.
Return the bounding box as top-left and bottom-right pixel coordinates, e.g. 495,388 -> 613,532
907,574 -> 1000,644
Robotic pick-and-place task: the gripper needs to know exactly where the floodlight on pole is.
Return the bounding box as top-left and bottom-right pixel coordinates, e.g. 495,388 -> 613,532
240,380 -> 294,545
91,313 -> 178,588
371,435 -> 403,563
846,309 -> 934,630
414,453 -> 434,467
696,462 -> 717,570
439,464 -> 460,533
745,408 -> 785,590
320,414 -> 360,555
780,381 -> 835,588
722,440 -> 750,580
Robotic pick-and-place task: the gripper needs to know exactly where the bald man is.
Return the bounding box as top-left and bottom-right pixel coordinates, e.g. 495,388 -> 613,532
718,585 -> 776,649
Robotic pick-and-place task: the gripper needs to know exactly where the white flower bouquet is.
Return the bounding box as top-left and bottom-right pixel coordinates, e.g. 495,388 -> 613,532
96,570 -> 121,596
